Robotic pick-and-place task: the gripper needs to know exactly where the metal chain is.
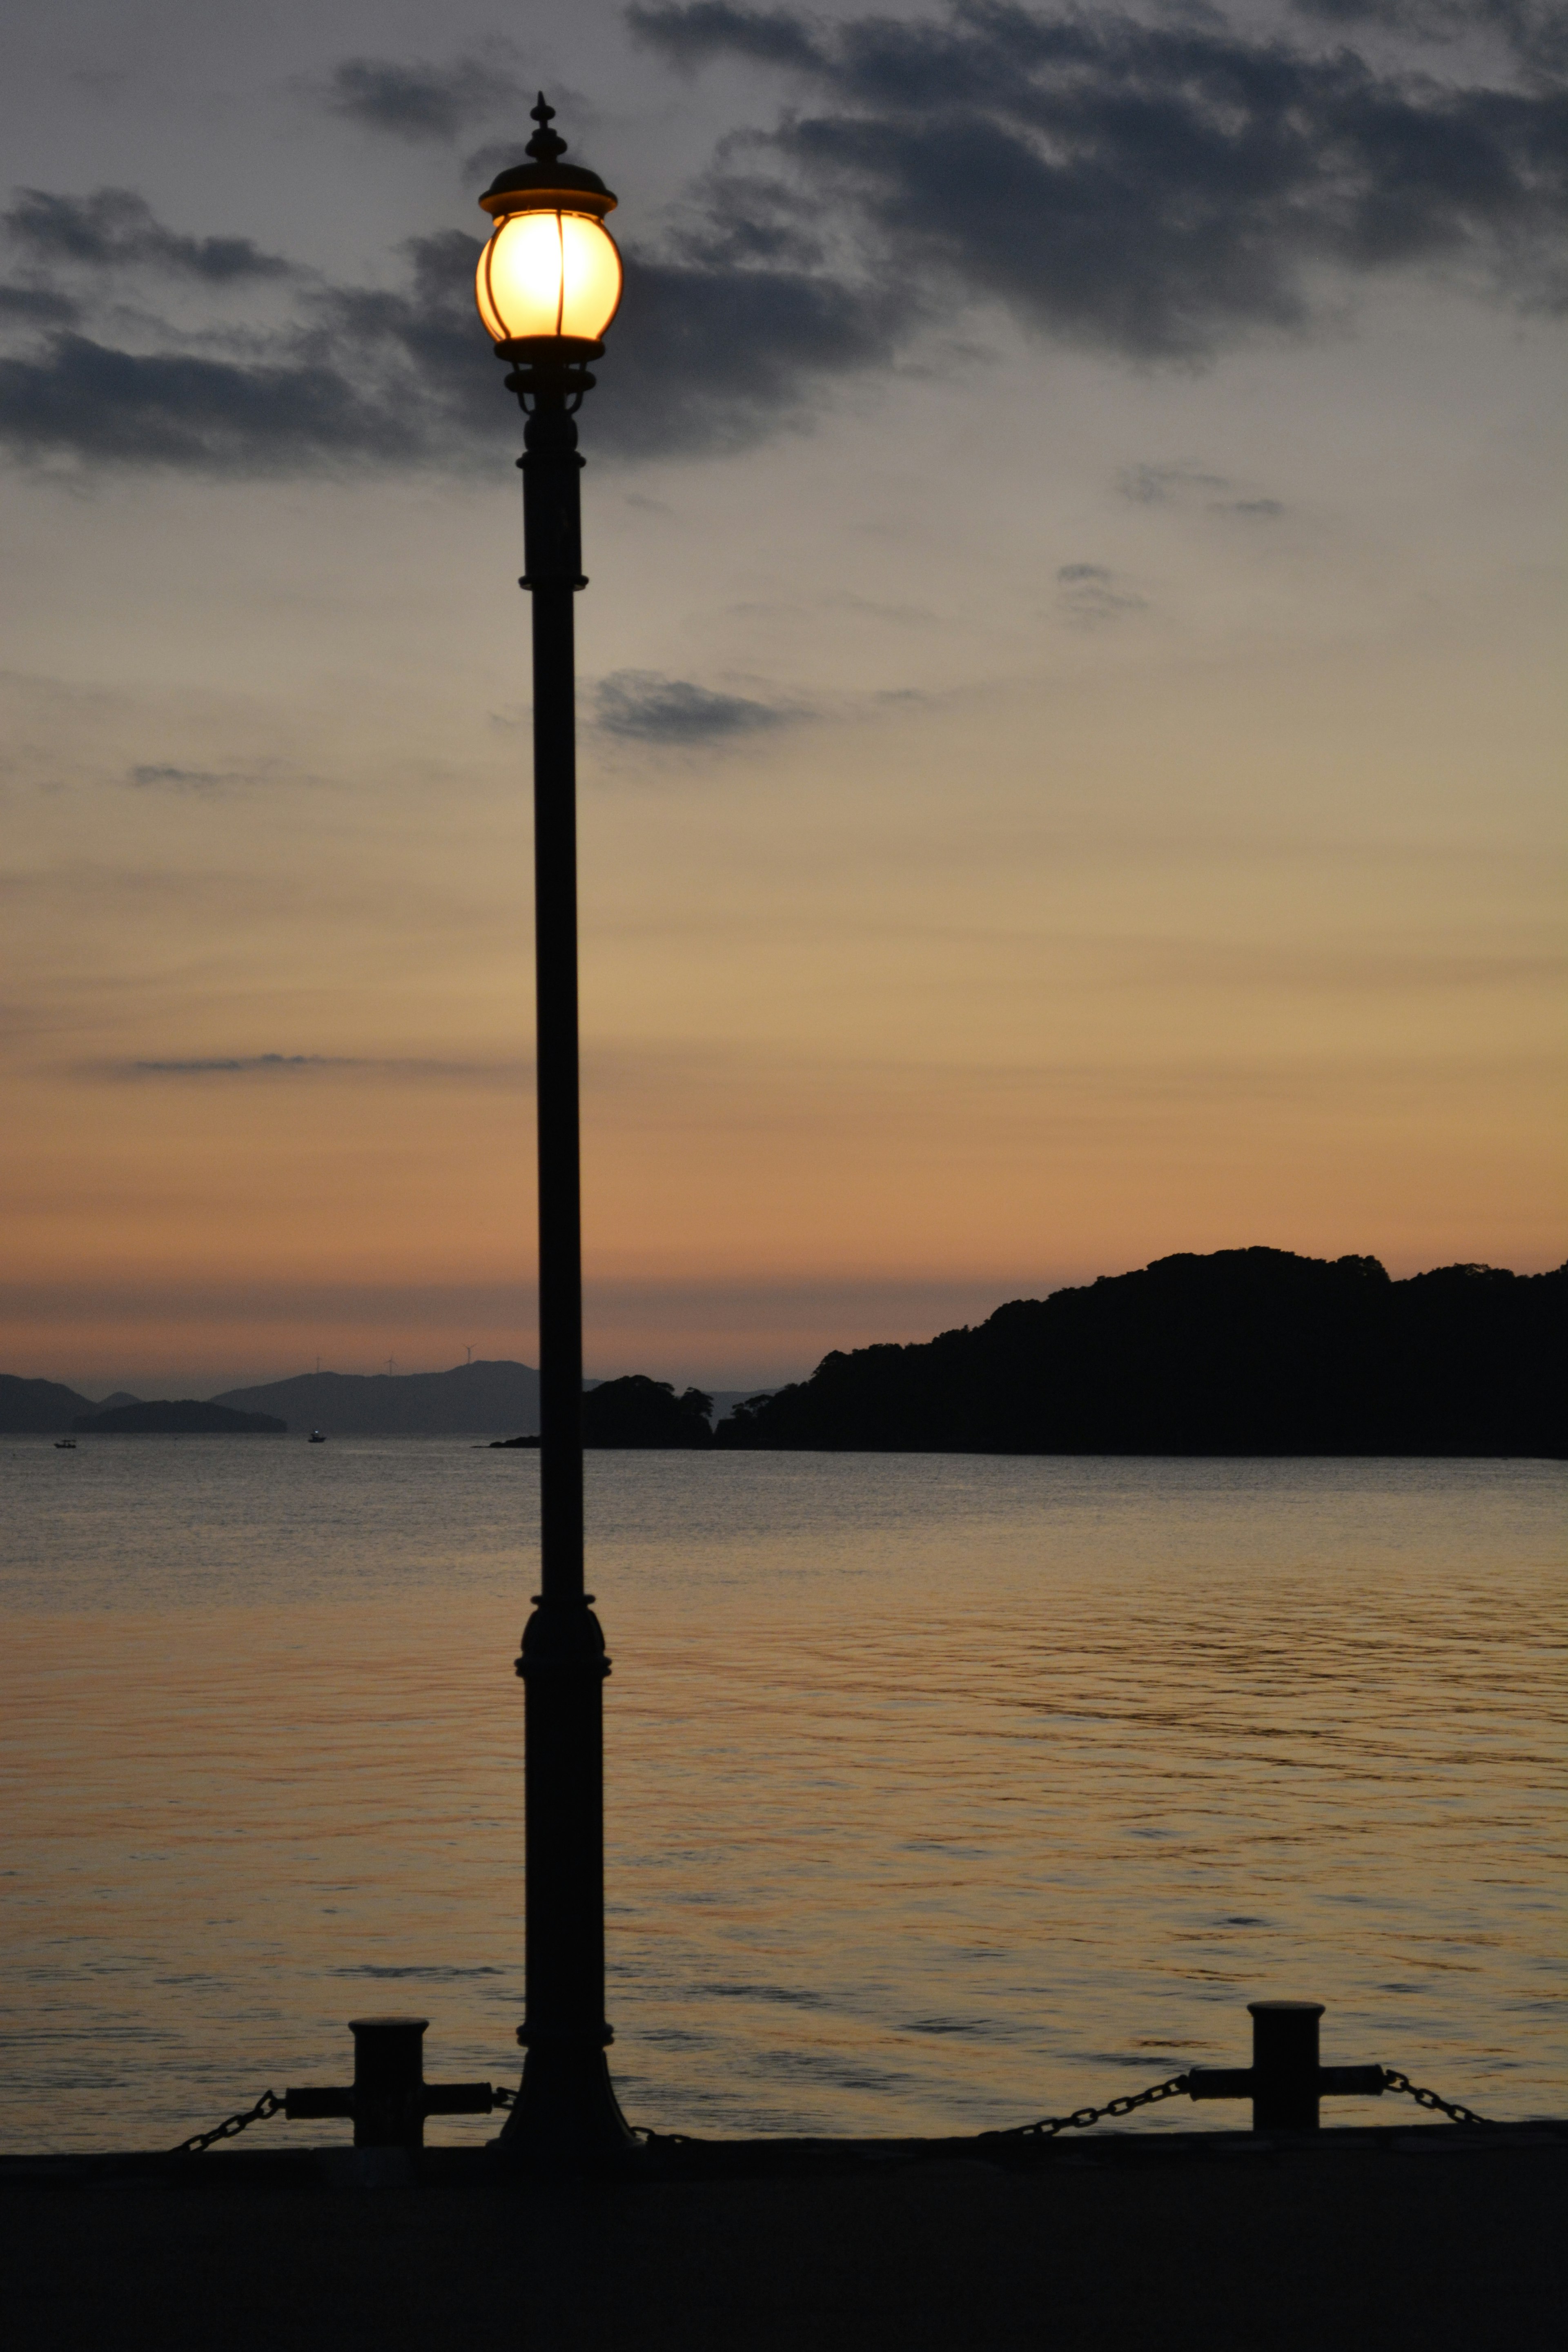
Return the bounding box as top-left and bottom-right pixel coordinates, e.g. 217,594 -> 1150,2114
982,2071 -> 1192,2141
164,2062 -> 1492,2156
173,2082 -> 518,2149
169,2088 -> 286,2156
1379,2068 -> 1491,2126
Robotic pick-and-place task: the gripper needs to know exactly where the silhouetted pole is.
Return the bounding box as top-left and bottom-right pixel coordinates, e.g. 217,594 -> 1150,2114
474,99 -> 632,2163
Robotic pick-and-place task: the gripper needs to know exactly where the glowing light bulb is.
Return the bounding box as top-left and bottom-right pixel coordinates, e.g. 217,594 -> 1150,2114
476,210 -> 623,346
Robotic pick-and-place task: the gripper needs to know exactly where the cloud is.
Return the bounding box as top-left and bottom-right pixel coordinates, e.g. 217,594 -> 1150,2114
630,2 -> 1568,356
1057,561 -> 1146,623
596,252 -> 902,454
131,1054 -> 350,1073
107,1053 -> 528,1081
0,283 -> 78,326
632,2 -> 827,71
127,764 -> 263,791
0,327 -> 434,473
463,140 -> 534,192
593,669 -> 804,743
1,6 -> 1562,480
4,187 -> 294,283
0,207 -> 887,474
1119,461 -> 1232,506
0,201 -> 494,477
316,54 -> 522,143
1118,459 -> 1287,517
1284,0 -> 1568,78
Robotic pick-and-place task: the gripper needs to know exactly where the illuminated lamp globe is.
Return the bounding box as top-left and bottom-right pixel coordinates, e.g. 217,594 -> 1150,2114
476,96 -> 621,359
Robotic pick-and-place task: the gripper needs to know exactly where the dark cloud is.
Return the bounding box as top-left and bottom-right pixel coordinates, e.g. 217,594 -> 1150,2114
318,54 -> 521,142
111,1054 -> 525,1080
128,764 -> 262,791
0,283 -> 78,325
0,332 -> 428,472
0,209 -> 493,476
594,669 -> 804,742
0,185 -> 895,474
628,2 -> 827,71
0,6 -> 1561,479
631,2 -> 1568,355
4,187 -> 294,282
1285,0 -> 1568,80
597,252 -> 900,455
1118,459 -> 1286,517
1057,561 -> 1146,622
463,140 -> 534,191
132,1054 -> 347,1072
1119,461 -> 1232,504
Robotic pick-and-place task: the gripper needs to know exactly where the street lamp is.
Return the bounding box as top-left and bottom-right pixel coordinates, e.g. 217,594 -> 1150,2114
478,96 -> 633,2163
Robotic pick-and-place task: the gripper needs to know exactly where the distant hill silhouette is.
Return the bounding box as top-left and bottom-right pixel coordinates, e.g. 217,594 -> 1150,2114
583,1376 -> 715,1447
492,1377 -> 717,1449
74,1400 -> 286,1434
715,1250 -> 1566,1456
213,1359 -> 541,1436
0,1374 -> 99,1434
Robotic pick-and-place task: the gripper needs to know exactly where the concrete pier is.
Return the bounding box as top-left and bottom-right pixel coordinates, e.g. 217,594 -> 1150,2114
5,2124 -> 1561,2350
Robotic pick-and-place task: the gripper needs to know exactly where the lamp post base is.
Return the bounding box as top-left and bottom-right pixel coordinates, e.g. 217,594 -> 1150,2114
495,2041 -> 638,2169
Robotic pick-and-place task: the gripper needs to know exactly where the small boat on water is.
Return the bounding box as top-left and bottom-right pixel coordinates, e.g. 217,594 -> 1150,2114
54,1438 -> 76,1449
308,1428 -> 327,1443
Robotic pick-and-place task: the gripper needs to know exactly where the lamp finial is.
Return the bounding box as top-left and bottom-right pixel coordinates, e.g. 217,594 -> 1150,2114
526,94 -> 567,165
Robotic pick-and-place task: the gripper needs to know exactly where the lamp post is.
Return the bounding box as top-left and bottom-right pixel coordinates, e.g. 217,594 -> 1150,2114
477,95 -> 633,2163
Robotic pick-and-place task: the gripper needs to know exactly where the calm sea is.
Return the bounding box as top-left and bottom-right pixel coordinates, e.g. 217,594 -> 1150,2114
2,1439 -> 1563,2150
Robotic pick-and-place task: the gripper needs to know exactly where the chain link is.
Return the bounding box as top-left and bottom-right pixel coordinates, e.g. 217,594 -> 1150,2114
169,2088 -> 286,2156
982,2071 -> 1193,2141
1379,2068 -> 1491,2127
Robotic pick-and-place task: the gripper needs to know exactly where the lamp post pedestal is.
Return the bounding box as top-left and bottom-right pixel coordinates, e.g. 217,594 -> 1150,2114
504,1592 -> 631,2161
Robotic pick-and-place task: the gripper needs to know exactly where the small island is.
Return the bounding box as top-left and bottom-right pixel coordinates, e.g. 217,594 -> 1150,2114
492,1374 -> 715,1449
72,1400 -> 287,1435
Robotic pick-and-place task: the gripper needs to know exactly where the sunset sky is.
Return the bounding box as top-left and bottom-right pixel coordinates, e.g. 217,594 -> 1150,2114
2,0 -> 1562,1394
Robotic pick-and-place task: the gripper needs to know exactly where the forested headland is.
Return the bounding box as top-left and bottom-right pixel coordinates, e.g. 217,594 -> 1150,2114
713,1250 -> 1565,1456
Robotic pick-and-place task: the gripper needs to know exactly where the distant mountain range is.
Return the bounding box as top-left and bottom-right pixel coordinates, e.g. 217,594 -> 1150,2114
5,1251 -> 1562,1450
0,1361 -> 764,1438
74,1400 -> 287,1435
0,1374 -> 103,1433
212,1360 -> 541,1435
0,1361 -> 541,1436
212,1369 -> 770,1437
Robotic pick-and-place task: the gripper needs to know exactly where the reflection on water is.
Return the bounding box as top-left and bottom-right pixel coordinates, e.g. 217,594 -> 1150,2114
1,1441 -> 1562,2148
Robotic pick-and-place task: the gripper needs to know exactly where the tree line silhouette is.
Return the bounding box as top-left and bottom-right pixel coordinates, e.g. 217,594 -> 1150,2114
710,1250 -> 1564,1456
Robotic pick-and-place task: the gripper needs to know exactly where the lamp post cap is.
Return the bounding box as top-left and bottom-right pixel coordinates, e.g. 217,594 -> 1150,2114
480,94 -> 617,218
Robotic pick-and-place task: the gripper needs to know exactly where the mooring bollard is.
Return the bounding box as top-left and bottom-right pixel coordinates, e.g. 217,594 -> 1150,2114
283,2016 -> 496,2148
1187,2000 -> 1387,2131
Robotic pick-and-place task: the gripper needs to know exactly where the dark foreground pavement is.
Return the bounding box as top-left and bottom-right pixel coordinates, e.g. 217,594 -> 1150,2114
4,2125 -> 1561,2352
